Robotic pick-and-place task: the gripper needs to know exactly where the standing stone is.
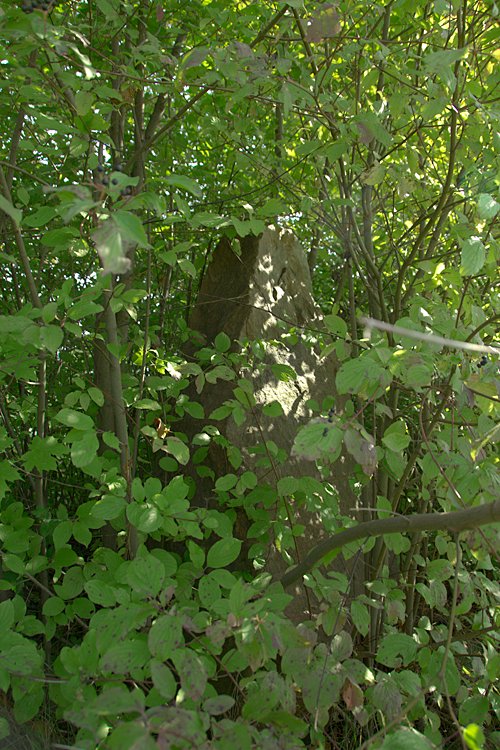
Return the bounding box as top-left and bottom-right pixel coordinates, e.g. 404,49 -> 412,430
187,227 -> 360,621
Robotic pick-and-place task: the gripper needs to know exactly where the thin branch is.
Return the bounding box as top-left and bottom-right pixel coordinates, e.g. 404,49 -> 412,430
361,317 -> 500,355
0,165 -> 42,310
133,5 -> 291,166
279,500 -> 500,589
250,5 -> 288,48
102,285 -> 138,558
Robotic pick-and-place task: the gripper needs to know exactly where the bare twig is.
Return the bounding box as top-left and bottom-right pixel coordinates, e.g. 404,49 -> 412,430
361,317 -> 500,355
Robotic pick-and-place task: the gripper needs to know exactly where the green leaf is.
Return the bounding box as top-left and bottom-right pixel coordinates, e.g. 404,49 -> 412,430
72,522 -> 92,547
377,633 -> 418,667
188,540 -> 205,569
207,537 -> 241,568
102,431 -> 121,450
210,404 -> 233,420
336,357 -> 386,395
423,648 -> 461,695
71,430 -> 99,468
74,90 -> 94,115
459,696 -> 489,727
0,600 -> 14,631
100,638 -> 150,674
58,566 -> 84,600
214,331 -> 231,352
380,727 -> 433,749
463,724 -> 485,750
0,194 -> 22,226
183,401 -> 205,419
271,363 -> 297,382
127,554 -> 166,597
107,724 -> 156,750
172,648 -> 207,701
262,400 -> 284,417
90,494 -> 126,520
133,398 -> 161,410
126,502 -> 161,533
88,387 -> 104,406
198,574 -> 221,609
343,428 -> 377,476
23,436 -> 66,472
354,112 -> 392,147
257,198 -> 288,217
0,632 -> 42,674
163,436 -> 189,465
362,162 -> 386,185
113,210 -> 150,248
0,717 -> 9,741
93,686 -> 144,715
324,314 -> 347,337
384,532 -> 411,555
351,601 -> 370,637
0,461 -> 21,501
177,257 -> 197,278
53,520 -> 73,550
421,96 -> 448,121
42,597 -> 65,616
41,227 -> 79,247
44,306 -> 60,330
330,630 -> 353,662
68,300 -> 104,320
203,695 -> 235,715
426,558 -> 453,582
461,237 -> 486,276
39,324 -> 63,353
2,553 -> 25,574
4,529 -> 29,554
23,206 -> 57,227
165,174 -> 202,197
424,47 -> 467,89
215,473 -> 238,491
84,579 -> 117,607
150,660 -> 177,700
382,422 -> 411,451
148,614 -> 184,660
477,193 -> 499,220
54,408 -> 94,430
292,420 -> 343,461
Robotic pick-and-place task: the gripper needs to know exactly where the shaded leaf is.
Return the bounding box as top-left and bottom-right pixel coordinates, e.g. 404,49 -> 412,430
148,614 -> 184,660
477,193 -> 499,220
0,194 -> 22,226
150,660 -> 177,700
55,408 -> 94,430
461,237 -> 486,276
380,727 -> 433,749
292,419 -> 343,461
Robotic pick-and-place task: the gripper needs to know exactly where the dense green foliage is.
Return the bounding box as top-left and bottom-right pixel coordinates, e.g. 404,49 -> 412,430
0,0 -> 498,748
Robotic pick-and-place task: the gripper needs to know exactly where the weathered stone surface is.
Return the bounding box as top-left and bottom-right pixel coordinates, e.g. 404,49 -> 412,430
186,227 -> 359,620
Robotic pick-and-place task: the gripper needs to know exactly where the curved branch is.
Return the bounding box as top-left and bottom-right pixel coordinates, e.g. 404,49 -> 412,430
279,501 -> 500,589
